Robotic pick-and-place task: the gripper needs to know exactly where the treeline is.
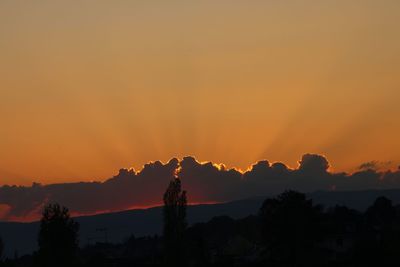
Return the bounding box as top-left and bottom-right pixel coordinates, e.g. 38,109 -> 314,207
1,179 -> 400,266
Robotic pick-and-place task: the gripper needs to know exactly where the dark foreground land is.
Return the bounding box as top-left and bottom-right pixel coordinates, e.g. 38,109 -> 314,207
2,188 -> 400,267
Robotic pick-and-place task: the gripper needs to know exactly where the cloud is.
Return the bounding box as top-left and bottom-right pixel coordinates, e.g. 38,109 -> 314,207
298,154 -> 330,174
1,154 -> 400,221
0,204 -> 11,219
358,160 -> 392,171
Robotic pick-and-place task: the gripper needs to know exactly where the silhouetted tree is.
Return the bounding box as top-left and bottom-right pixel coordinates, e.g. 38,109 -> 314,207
163,178 -> 187,266
36,203 -> 79,267
365,196 -> 396,227
355,196 -> 400,267
259,190 -> 323,266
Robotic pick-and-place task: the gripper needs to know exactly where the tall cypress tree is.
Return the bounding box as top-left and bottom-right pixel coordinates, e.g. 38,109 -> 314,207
163,178 -> 187,266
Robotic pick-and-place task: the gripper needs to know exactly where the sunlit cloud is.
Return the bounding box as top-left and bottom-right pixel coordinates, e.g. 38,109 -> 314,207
1,154 -> 400,222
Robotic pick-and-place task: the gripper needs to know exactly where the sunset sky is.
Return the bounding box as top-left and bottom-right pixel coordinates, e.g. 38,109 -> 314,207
1,1 -> 400,186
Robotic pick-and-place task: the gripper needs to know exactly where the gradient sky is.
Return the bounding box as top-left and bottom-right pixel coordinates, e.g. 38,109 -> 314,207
1,1 -> 400,185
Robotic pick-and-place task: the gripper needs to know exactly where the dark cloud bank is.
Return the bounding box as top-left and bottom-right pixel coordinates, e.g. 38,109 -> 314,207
1,154 -> 400,221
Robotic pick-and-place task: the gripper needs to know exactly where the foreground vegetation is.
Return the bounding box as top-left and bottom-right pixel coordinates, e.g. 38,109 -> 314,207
1,179 -> 400,266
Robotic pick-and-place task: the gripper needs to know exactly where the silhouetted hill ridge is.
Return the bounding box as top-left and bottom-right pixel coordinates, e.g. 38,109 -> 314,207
2,188 -> 400,257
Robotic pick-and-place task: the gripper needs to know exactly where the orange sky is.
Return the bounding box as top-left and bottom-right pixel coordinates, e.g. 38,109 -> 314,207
1,1 -> 400,185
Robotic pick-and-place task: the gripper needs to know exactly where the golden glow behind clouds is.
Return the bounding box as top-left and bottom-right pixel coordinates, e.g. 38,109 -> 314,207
1,1 -> 400,185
